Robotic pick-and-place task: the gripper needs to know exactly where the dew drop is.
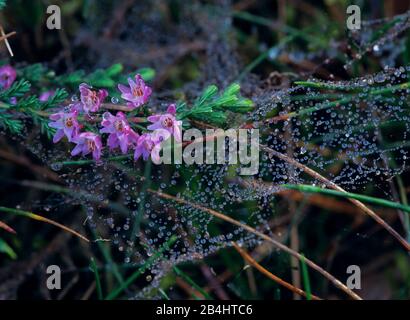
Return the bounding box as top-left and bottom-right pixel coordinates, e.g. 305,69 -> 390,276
51,162 -> 62,171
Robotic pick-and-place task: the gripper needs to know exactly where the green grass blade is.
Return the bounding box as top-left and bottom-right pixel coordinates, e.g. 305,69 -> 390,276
90,257 -> 103,300
173,266 -> 213,300
300,254 -> 312,301
283,184 -> 410,213
158,288 -> 170,300
0,238 -> 17,259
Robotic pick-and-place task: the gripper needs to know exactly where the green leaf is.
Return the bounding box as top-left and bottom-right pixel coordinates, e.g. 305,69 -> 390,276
0,112 -> 23,134
0,80 -> 31,99
106,63 -> 124,77
192,111 -> 226,125
196,85 -> 218,106
87,69 -> 115,87
16,95 -> 40,109
18,63 -> 46,82
177,82 -> 254,124
0,238 -> 17,260
223,83 -> 241,96
41,88 -> 69,109
58,70 -> 86,86
136,68 -> 156,81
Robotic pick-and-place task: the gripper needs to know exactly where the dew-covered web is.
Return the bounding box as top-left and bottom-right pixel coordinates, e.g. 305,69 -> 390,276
14,64 -> 408,297
345,10 -> 410,68
5,3 -> 410,298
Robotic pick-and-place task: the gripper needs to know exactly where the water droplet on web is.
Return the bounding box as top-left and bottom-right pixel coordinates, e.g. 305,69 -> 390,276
111,97 -> 119,104
374,73 -> 386,83
71,95 -> 79,102
373,44 -> 380,52
268,47 -> 279,60
51,162 -> 62,171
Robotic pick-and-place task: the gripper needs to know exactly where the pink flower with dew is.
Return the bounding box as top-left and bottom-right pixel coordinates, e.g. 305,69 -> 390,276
49,109 -> 81,143
147,104 -> 182,142
71,132 -> 103,161
39,90 -> 55,102
79,83 -> 108,113
100,111 -> 139,154
134,129 -> 170,162
118,74 -> 152,109
0,65 -> 16,90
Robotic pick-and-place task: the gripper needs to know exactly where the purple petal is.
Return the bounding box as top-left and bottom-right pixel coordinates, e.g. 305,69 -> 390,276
127,78 -> 136,91
118,84 -> 130,94
134,147 -> 143,161
71,144 -> 83,156
52,130 -> 65,143
167,104 -> 176,115
147,122 -> 163,130
49,113 -> 62,121
142,149 -> 150,161
93,149 -> 101,161
49,121 -> 63,129
119,135 -> 128,154
147,115 -> 161,123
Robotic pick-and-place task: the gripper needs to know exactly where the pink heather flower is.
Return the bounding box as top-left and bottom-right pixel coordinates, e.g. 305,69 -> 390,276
79,83 -> 108,113
147,104 -> 182,142
39,90 -> 55,102
134,129 -> 170,162
0,65 -> 16,90
49,109 -> 80,143
71,132 -> 103,161
100,111 -> 139,154
118,74 -> 152,109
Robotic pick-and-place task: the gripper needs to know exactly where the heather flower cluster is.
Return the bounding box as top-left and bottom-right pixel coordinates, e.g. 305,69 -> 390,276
0,65 -> 16,90
49,74 -> 181,162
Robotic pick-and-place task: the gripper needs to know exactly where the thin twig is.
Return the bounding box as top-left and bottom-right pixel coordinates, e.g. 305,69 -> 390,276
0,27 -> 15,56
0,31 -> 16,43
232,242 -> 321,300
0,206 -> 89,242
